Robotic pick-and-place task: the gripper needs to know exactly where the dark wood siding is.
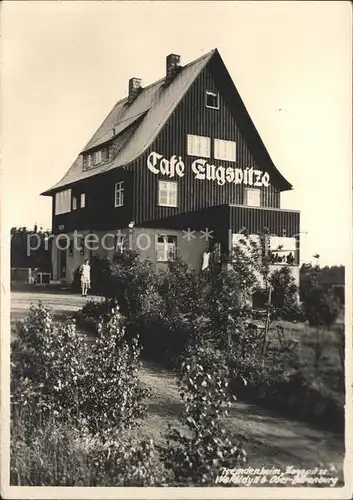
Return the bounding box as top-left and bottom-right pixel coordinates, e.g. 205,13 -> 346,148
132,61 -> 281,225
229,206 -> 300,237
52,169 -> 134,233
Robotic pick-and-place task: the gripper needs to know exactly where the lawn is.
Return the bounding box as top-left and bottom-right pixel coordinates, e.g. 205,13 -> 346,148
10,289 -> 346,485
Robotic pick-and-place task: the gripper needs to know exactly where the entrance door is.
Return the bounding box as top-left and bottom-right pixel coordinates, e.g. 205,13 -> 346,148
58,249 -> 67,279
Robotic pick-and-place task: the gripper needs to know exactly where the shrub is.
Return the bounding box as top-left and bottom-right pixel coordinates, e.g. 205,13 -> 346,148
11,410 -> 168,486
269,266 -> 302,321
159,349 -> 246,486
11,303 -> 160,486
302,286 -> 341,328
11,303 -> 150,438
74,298 -> 117,335
11,302 -> 86,426
81,309 -> 150,437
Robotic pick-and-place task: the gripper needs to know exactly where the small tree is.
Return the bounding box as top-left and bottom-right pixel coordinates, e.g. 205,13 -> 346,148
11,303 -> 86,427
81,309 -> 150,438
270,266 -> 301,321
159,348 -> 246,485
302,286 -> 341,376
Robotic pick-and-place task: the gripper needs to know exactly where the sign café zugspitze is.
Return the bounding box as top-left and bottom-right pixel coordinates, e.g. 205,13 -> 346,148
147,151 -> 271,187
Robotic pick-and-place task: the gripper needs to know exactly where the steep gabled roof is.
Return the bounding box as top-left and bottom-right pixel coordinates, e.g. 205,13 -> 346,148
41,50 -> 215,195
42,48 -> 293,196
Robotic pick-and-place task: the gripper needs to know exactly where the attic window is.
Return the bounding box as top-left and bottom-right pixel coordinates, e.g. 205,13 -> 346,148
95,150 -> 102,165
206,90 -> 219,110
85,146 -> 110,170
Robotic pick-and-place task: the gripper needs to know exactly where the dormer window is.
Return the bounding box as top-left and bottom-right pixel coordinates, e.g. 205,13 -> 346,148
84,146 -> 110,171
206,90 -> 219,109
95,150 -> 102,165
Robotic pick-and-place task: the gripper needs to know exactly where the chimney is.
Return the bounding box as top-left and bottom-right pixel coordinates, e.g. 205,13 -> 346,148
166,54 -> 181,81
128,77 -> 142,104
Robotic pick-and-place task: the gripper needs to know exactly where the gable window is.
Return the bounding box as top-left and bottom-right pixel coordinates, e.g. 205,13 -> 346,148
214,139 -> 236,162
102,146 -> 110,162
205,90 -> 219,109
72,196 -> 78,210
80,193 -> 86,208
158,180 -> 177,207
115,181 -> 124,207
156,235 -> 177,262
87,153 -> 93,168
55,189 -> 72,215
245,188 -> 261,207
95,150 -> 102,165
187,134 -> 210,158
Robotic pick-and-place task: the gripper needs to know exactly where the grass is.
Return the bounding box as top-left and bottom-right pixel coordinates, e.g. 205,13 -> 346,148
10,289 -> 346,486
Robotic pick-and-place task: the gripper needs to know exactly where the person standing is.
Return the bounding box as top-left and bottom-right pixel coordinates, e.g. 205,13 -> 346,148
80,259 -> 91,297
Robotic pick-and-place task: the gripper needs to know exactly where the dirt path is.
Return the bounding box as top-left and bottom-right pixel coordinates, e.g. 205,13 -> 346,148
11,289 -> 345,481
139,360 -> 345,478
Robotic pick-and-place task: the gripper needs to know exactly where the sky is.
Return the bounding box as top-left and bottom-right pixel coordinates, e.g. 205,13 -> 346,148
1,1 -> 352,266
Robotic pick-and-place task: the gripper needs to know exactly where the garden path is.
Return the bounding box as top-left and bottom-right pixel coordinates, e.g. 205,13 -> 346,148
11,289 -> 345,482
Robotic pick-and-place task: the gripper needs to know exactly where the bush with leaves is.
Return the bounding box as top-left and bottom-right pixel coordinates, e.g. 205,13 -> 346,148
81,309 -> 150,437
11,410 -> 168,486
269,266 -> 303,321
89,435 -> 169,486
11,303 -> 161,485
74,297 -> 117,335
159,348 -> 246,486
11,302 -> 86,426
302,286 -> 340,328
106,250 -> 157,317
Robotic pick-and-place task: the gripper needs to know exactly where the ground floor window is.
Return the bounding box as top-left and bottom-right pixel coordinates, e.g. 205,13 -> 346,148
156,235 -> 177,262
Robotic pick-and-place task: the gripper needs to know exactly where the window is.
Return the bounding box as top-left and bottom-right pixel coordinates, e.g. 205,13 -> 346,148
158,181 -> 177,207
269,236 -> 297,265
102,146 -> 110,162
95,150 -> 102,165
206,90 -> 219,109
72,196 -> 78,210
187,134 -> 210,158
214,139 -> 236,162
115,181 -> 124,207
156,235 -> 177,262
80,193 -> 86,208
55,189 -> 72,215
87,154 -> 93,168
245,188 -> 261,207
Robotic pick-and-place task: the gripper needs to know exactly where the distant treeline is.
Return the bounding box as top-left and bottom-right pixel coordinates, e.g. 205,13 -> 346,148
11,226 -> 52,273
300,264 -> 345,304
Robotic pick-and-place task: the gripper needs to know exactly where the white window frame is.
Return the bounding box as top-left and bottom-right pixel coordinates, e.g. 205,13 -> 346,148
158,180 -> 178,207
187,134 -> 211,158
102,146 -> 109,162
80,193 -> 86,208
72,196 -> 78,210
156,234 -> 177,262
54,189 -> 72,215
245,188 -> 261,207
114,181 -> 124,207
205,90 -> 219,110
214,138 -> 236,162
87,153 -> 93,168
95,150 -> 102,165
